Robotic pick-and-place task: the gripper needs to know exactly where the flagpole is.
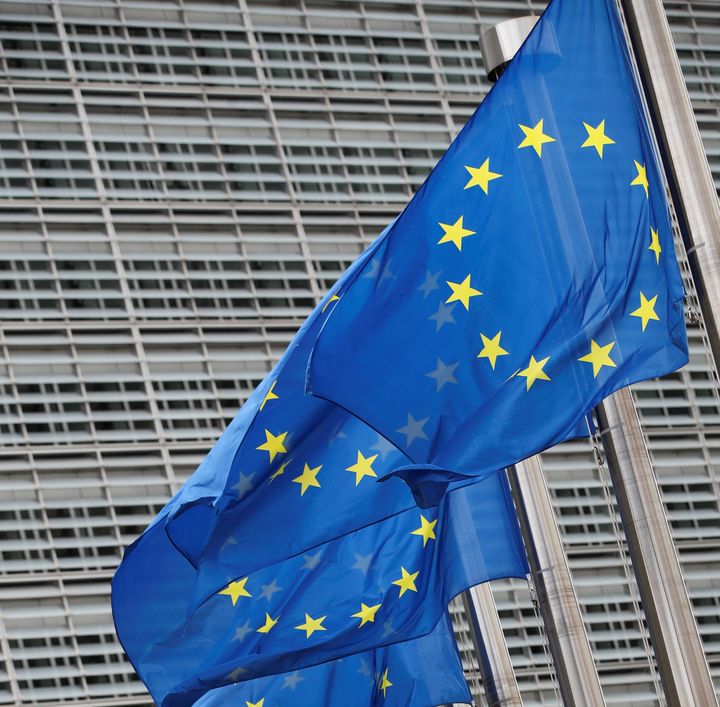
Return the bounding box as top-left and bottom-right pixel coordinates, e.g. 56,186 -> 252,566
597,392 -> 718,706
620,0 -> 720,376
508,459 -> 606,706
462,584 -> 524,706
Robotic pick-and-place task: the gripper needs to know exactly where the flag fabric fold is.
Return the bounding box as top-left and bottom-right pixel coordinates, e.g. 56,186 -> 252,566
306,0 -> 688,483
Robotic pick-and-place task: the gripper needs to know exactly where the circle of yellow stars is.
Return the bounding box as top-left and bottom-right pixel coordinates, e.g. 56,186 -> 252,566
449,117 -> 664,392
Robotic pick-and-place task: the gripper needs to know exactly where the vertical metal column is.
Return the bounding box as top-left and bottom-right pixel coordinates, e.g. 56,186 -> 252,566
622,0 -> 720,376
508,458 -> 606,707
462,584 -> 524,706
597,391 -> 717,706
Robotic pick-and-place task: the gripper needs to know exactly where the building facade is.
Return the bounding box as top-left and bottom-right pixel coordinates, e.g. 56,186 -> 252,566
0,0 -> 718,704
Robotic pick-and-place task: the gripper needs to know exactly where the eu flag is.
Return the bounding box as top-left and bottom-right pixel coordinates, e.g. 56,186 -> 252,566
112,219 -> 528,705
194,613 -> 472,707
307,0 -> 688,481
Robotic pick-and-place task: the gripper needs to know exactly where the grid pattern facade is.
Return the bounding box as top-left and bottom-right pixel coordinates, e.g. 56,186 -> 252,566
0,0 -> 718,705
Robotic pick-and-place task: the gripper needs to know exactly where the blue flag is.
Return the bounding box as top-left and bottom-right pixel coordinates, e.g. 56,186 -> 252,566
112,219 -> 528,705
194,613 -> 472,707
307,0 -> 688,483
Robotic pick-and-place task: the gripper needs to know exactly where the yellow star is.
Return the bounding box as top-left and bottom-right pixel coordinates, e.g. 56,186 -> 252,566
259,380 -> 278,411
256,429 -> 287,462
292,462 -> 322,496
219,577 -> 251,606
517,355 -> 551,390
578,340 -> 617,377
246,699 -> 264,707
295,613 -> 327,638
379,668 -> 393,697
445,274 -> 482,310
351,602 -> 381,627
477,331 -> 509,369
464,158 -> 502,194
518,119 -> 556,157
322,293 -> 341,313
411,515 -> 437,547
256,613 -> 279,634
345,451 -> 378,486
392,567 -> 419,597
630,292 -> 660,331
269,458 -> 291,482
581,120 -> 615,158
649,227 -> 662,264
631,160 -> 649,198
437,215 -> 476,252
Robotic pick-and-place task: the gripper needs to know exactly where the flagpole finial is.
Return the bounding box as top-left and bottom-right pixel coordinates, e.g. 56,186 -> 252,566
480,16 -> 537,82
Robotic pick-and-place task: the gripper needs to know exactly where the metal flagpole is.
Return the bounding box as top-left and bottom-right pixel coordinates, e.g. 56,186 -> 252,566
597,392 -> 718,706
620,0 -> 720,376
478,21 -> 607,707
508,459 -> 606,706
462,584 -> 524,706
